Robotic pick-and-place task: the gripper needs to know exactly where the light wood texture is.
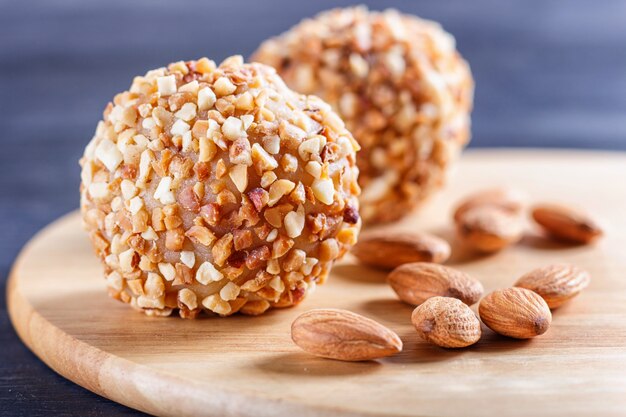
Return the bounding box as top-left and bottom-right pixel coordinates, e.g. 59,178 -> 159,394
8,150 -> 626,417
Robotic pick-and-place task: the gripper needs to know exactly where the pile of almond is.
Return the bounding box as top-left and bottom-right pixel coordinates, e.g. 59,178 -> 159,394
290,188 -> 601,361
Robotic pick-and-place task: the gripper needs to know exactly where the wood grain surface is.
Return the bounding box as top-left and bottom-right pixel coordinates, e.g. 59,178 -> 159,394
8,150 -> 626,417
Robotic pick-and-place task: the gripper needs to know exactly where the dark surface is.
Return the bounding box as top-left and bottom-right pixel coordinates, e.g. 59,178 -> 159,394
1,0 -> 625,415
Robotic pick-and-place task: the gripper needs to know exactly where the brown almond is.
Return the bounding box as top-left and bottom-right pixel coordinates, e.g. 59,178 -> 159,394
291,309 -> 403,361
456,206 -> 524,253
351,231 -> 450,269
411,297 -> 482,348
453,187 -> 527,222
514,264 -> 591,308
531,203 -> 603,244
479,288 -> 552,339
388,263 -> 483,306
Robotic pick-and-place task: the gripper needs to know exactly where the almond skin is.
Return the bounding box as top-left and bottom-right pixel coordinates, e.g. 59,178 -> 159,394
388,263 -> 483,306
411,297 -> 481,348
531,204 -> 603,244
351,231 -> 451,269
456,206 -> 524,253
479,288 -> 552,339
515,264 -> 591,308
453,187 -> 527,222
291,309 -> 403,361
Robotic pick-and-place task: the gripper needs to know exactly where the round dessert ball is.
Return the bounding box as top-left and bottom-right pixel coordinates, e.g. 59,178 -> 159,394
80,56 -> 361,318
252,7 -> 473,223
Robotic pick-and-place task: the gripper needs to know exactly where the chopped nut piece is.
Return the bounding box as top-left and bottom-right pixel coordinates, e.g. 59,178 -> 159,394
214,76 -> 237,97
247,187 -> 270,212
186,225 -> 216,246
283,249 -> 306,272
196,261 -> 224,284
228,164 -> 249,193
157,75 -> 177,96
202,294 -> 232,315
260,171 -> 278,188
158,262 -> 177,281
198,87 -> 217,110
180,251 -> 195,268
268,179 -> 296,206
222,116 -> 246,140
220,282 -> 241,301
246,245 -> 271,270
240,300 -> 271,316
251,143 -> 278,172
281,154 -> 298,173
95,139 -> 123,172
144,273 -> 165,297
165,228 -> 185,251
319,238 -> 339,262
262,135 -> 281,154
233,229 -> 253,251
178,288 -> 198,310
272,235 -> 295,258
229,138 -> 252,166
212,233 -> 234,266
170,119 -> 190,136
311,178 -> 335,205
241,271 -> 273,292
154,177 -> 176,205
284,205 -> 305,238
174,102 -> 197,121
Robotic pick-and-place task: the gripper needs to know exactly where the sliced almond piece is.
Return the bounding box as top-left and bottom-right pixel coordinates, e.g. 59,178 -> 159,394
291,309 -> 402,361
515,264 -> 591,308
479,287 -> 552,339
351,231 -> 450,269
456,206 -> 524,253
411,297 -> 481,348
388,263 -> 483,306
531,203 -> 603,244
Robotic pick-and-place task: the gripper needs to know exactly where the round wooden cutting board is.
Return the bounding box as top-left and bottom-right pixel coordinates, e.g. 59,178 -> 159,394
8,150 -> 626,417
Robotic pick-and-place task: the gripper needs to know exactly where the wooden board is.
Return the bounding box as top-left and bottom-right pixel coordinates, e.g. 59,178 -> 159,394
8,150 -> 626,417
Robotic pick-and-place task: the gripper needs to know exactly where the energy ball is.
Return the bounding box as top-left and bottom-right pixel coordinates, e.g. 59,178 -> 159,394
80,56 -> 361,318
253,7 -> 473,223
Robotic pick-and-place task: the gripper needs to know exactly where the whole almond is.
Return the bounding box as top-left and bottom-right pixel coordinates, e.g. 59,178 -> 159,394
291,309 -> 403,361
515,264 -> 591,308
531,203 -> 603,244
388,263 -> 483,306
456,206 -> 524,253
411,297 -> 482,348
453,187 -> 527,222
479,288 -> 552,339
351,231 -> 450,269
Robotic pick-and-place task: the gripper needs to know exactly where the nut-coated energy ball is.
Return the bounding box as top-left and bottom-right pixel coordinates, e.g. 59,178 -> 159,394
253,7 -> 473,223
80,56 -> 361,318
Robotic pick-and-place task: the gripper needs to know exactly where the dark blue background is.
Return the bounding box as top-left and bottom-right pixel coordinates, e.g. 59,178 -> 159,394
1,1 -> 625,415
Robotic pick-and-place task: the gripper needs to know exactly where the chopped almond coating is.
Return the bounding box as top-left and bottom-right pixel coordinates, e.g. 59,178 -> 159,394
253,6 -> 473,223
80,56 -> 360,318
